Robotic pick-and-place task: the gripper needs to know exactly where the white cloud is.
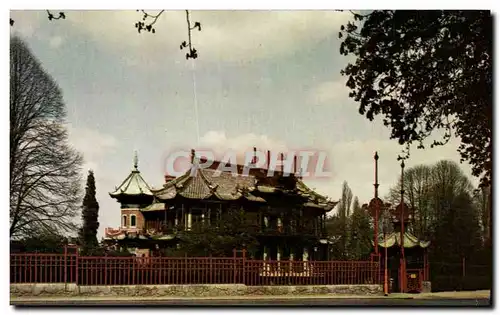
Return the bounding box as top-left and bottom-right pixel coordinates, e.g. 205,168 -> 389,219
65,10 -> 352,64
304,136 -> 480,216
194,11 -> 351,62
310,79 -> 349,104
49,36 -> 63,48
198,130 -> 288,163
67,125 -> 121,238
10,11 -> 45,39
67,124 -> 119,174
194,131 -> 481,209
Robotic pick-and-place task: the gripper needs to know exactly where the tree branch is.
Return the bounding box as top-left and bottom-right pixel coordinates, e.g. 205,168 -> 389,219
46,10 -> 66,21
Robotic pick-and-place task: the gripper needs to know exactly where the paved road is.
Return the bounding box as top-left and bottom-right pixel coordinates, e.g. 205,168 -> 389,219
12,298 -> 491,307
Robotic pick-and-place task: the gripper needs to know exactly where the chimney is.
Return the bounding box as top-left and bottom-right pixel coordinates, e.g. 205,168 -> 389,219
280,153 -> 284,173
294,155 -> 297,175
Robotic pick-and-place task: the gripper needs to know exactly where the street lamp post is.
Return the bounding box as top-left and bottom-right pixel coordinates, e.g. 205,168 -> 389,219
369,152 -> 382,285
399,160 -> 406,293
383,215 -> 389,296
374,152 -> 380,256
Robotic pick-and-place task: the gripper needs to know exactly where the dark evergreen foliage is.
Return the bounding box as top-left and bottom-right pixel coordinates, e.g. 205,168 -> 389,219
79,170 -> 100,253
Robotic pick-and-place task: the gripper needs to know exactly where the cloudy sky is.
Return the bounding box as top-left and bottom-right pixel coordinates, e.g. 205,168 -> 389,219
10,10 -> 480,238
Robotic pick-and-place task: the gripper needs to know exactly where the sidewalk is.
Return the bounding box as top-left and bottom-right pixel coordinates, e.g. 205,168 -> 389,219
11,290 -> 490,302
407,290 -> 491,300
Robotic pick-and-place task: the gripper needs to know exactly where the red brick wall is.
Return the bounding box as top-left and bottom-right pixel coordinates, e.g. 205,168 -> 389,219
121,209 -> 145,230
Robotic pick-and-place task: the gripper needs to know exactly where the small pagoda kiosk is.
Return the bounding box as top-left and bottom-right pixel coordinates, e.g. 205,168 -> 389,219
104,153 -> 157,256
375,207 -> 431,293
368,153 -> 431,294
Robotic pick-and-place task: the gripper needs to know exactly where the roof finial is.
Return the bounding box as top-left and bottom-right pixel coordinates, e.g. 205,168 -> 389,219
134,151 -> 138,170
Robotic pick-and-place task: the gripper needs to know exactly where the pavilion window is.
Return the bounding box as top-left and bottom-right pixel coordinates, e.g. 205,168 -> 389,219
131,214 -> 137,227
191,207 -> 205,227
290,219 -> 296,233
192,213 -> 203,226
122,215 -> 128,228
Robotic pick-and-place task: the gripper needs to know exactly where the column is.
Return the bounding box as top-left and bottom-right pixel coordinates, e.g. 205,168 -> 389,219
202,205 -> 207,225
263,246 -> 269,274
303,248 -> 309,275
187,209 -> 192,230
322,214 -> 326,235
181,204 -> 185,230
277,246 -> 281,275
289,252 -> 294,276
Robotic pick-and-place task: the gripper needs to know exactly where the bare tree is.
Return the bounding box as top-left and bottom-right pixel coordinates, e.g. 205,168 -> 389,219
11,10 -> 202,60
386,160 -> 477,244
10,36 -> 83,238
387,164 -> 434,239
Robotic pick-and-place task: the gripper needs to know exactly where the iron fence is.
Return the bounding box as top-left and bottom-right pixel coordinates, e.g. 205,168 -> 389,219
10,251 -> 380,286
10,253 -> 78,283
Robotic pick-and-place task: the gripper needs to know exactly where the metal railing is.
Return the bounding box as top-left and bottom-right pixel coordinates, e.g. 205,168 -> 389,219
10,250 -> 380,286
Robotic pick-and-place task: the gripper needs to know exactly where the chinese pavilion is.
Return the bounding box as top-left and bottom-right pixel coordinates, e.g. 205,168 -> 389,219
104,150 -> 338,261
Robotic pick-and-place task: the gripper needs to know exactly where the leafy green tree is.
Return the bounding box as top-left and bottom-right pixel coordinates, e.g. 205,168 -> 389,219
332,181 -> 353,259
432,191 -> 482,263
78,170 -> 100,253
325,214 -> 347,259
170,207 -> 259,257
340,11 -> 492,188
472,186 -> 491,246
11,230 -> 70,253
348,197 -> 372,259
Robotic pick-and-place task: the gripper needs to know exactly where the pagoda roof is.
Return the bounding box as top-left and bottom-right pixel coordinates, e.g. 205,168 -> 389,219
373,231 -> 430,249
142,202 -> 166,212
151,162 -> 338,211
109,153 -> 152,198
103,227 -> 176,241
103,231 -> 177,241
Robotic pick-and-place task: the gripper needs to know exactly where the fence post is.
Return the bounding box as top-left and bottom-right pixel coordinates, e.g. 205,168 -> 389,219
75,247 -> 79,286
233,249 -> 237,284
462,256 -> 466,290
34,252 -> 38,283
209,254 -> 213,284
242,249 -> 246,285
462,256 -> 466,278
184,253 -> 187,284
132,255 -> 136,285
64,245 -> 68,288
104,255 -> 108,286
